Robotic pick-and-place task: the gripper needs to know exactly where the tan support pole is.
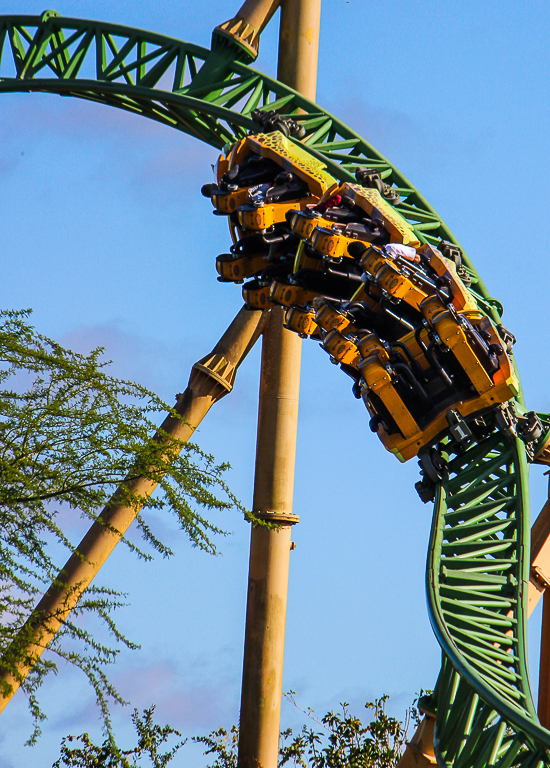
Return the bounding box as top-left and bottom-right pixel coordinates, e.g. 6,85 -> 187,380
238,307 -> 301,768
539,588 -> 550,728
528,476 -> 550,615
215,0 -> 281,59
397,703 -> 437,768
278,0 -> 321,101
237,4 -> 320,766
0,306 -> 266,712
534,474 -> 550,725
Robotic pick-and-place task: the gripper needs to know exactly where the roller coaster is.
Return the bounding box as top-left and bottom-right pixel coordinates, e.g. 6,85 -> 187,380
2,7 -> 550,768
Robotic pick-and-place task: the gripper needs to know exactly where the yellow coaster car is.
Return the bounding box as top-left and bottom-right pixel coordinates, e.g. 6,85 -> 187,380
356,305 -> 519,461
284,307 -> 321,339
242,279 -> 272,309
216,231 -> 298,283
210,127 -> 522,465
290,181 -> 421,268
203,131 -> 336,229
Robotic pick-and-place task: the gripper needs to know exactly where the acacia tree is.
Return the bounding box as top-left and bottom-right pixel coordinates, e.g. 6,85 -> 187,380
0,309 -> 241,740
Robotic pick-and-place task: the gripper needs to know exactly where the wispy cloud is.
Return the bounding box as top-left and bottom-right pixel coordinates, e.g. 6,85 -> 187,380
120,662 -> 234,727
2,93 -> 167,142
54,654 -> 239,733
59,320 -> 180,394
2,93 -> 219,198
319,84 -> 493,180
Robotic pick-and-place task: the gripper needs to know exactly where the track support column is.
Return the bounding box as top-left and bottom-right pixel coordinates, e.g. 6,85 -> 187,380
278,0 -> 321,100
536,475 -> 550,727
238,308 -> 301,768
539,588 -> 550,728
237,3 -> 321,767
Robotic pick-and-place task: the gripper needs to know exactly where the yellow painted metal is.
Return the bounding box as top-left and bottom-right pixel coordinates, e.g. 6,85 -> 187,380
237,3 -> 320,767
238,197 -> 316,230
214,0 -> 281,58
372,257 -> 429,310
428,310 -> 495,395
288,210 -> 326,240
356,247 -> 422,309
217,252 -> 271,282
397,711 -> 437,768
309,226 -> 353,260
218,149 -> 520,466
359,353 -> 421,440
237,307 -> 302,768
0,306 -> 267,712
344,303 -> 519,462
278,0 -> 321,102
284,306 -> 320,338
314,301 -> 357,334
269,279 -> 319,307
379,390 -> 519,463
248,132 -> 335,197
419,244 -> 478,313
344,183 -> 421,247
208,133 -> 335,239
243,281 -> 272,309
297,180 -> 423,265
323,329 -> 360,367
213,186 -> 252,214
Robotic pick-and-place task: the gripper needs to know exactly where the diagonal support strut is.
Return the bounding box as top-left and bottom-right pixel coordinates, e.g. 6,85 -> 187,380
0,305 -> 267,712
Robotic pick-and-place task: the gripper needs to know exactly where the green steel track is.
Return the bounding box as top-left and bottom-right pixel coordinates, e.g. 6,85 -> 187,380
428,434 -> 550,767
1,11 -> 547,768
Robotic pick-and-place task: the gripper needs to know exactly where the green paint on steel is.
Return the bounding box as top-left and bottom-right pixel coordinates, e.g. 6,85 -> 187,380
427,433 -> 550,765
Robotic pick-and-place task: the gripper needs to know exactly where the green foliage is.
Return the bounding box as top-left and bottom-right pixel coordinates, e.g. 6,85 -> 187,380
194,694 -> 412,768
0,309 -> 242,740
278,694 -> 410,768
193,725 -> 239,768
53,706 -> 185,767
56,693 -> 417,767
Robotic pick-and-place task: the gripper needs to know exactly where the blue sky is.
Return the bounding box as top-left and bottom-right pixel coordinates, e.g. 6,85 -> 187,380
2,1 -> 550,765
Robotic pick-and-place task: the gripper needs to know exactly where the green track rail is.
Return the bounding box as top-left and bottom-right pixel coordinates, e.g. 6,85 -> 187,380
428,434 -> 550,767
1,12 -> 545,768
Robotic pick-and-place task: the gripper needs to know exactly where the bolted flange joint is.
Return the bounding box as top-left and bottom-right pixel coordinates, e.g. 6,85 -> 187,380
251,510 -> 300,525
